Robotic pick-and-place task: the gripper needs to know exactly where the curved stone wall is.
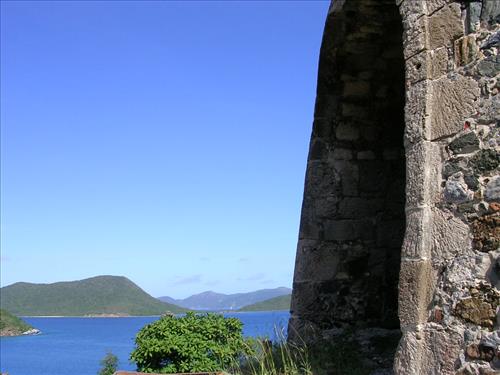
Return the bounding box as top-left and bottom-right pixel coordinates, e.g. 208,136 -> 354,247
289,1 -> 500,374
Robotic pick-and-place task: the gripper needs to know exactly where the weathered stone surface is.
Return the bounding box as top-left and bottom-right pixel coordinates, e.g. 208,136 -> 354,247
401,208 -> 430,259
425,0 -> 450,16
480,0 -> 500,26
455,35 -> 480,67
401,12 -> 428,59
448,132 -> 480,154
444,172 -> 474,204
395,326 -> 464,375
454,283 -> 500,328
484,176 -> 500,202
471,214 -> 500,253
406,48 -> 448,83
466,343 -> 496,362
428,3 -> 463,49
431,208 -> 470,262
476,54 -> 500,77
430,75 -> 480,140
293,240 -> 340,283
406,140 -> 442,207
290,2 -> 500,374
399,260 -> 434,327
472,150 -> 500,174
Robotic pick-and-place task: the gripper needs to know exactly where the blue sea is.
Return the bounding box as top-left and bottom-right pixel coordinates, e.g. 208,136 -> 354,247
0,311 -> 290,375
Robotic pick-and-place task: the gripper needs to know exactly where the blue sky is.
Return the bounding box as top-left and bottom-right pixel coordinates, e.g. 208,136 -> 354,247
0,0 -> 329,298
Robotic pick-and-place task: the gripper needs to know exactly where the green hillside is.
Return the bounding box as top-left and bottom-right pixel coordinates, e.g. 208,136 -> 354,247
0,275 -> 187,316
239,294 -> 291,312
0,309 -> 33,336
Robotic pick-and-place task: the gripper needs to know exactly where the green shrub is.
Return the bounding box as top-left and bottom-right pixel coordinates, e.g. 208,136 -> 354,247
98,352 -> 118,375
130,312 -> 249,373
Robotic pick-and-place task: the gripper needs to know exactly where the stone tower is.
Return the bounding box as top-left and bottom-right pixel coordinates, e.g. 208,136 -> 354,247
289,0 -> 499,374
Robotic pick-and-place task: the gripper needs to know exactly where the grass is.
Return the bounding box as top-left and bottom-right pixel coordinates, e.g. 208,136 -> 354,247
225,327 -> 373,375
228,329 -> 312,375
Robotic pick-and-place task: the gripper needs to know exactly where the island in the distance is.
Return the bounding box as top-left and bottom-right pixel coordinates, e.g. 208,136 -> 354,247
0,309 -> 40,336
0,275 -> 187,316
238,294 -> 291,312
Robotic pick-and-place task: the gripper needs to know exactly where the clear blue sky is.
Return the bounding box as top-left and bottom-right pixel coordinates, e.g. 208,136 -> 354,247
1,0 -> 328,298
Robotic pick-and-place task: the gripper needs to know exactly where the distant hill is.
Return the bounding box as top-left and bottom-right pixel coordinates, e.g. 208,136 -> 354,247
0,309 -> 34,336
1,275 -> 187,316
158,287 -> 292,310
239,294 -> 291,312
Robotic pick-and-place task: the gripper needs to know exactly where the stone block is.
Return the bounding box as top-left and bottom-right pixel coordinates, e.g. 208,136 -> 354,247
290,281 -> 317,316
428,3 -> 464,50
454,35 -> 480,67
312,118 -> 332,139
405,140 -> 442,208
314,196 -> 339,219
404,80 -> 431,144
308,138 -> 328,161
335,122 -> 360,141
448,131 -> 479,154
333,161 -> 359,196
429,75 -> 480,140
343,81 -> 370,97
395,325 -> 465,375
329,148 -> 352,161
359,161 -> 390,194
403,209 -> 431,261
394,329 -> 423,375
338,197 -> 384,219
480,0 -> 500,26
423,328 -> 465,374
303,160 -> 340,198
401,11 -> 428,59
430,207 -> 471,263
324,219 -> 374,242
425,0 -> 451,15
293,240 -> 340,283
484,176 -> 500,202
406,47 -> 448,84
399,0 -> 426,21
429,47 -> 449,78
443,172 -> 474,204
398,259 -> 435,327
357,150 -> 375,160
476,54 -> 500,77
314,94 -> 338,120
324,220 -> 356,241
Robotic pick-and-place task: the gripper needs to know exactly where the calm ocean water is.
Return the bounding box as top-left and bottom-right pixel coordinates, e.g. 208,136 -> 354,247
0,311 -> 290,375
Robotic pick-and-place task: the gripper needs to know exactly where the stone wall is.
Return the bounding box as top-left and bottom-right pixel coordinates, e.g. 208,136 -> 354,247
289,1 -> 500,374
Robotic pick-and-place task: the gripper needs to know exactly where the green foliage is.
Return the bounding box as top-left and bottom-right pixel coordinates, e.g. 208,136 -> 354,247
238,295 -> 291,312
0,275 -> 187,316
0,309 -> 32,335
130,312 -> 249,373
98,352 -> 118,375
235,336 -> 312,375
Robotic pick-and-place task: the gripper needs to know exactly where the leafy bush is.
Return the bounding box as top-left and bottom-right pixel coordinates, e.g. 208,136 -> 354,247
130,312 -> 249,373
98,352 -> 118,375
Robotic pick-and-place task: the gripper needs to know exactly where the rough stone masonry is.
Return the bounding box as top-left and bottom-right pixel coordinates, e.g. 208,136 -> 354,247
288,0 -> 500,374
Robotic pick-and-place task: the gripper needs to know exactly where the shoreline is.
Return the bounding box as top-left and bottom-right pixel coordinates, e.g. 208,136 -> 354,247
21,310 -> 289,318
21,315 -> 162,318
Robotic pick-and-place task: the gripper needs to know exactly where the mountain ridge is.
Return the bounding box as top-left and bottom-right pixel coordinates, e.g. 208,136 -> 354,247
238,294 -> 291,312
1,275 -> 187,316
158,287 -> 292,310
